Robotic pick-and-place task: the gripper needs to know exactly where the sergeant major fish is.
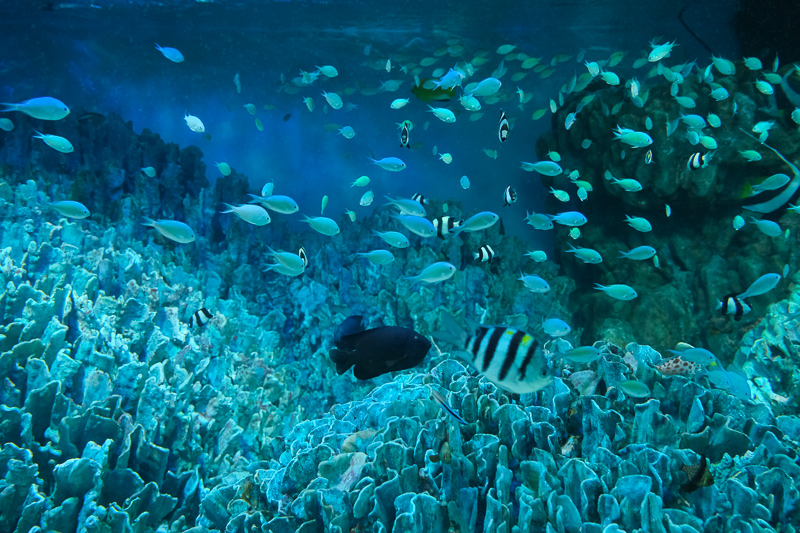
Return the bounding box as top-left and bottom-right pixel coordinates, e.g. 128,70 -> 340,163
432,311 -> 553,395
189,308 -> 213,328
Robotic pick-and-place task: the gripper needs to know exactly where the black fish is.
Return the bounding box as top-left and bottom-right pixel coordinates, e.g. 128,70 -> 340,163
189,307 -> 213,328
283,113 -> 292,121
498,109 -> 509,143
329,315 -> 431,379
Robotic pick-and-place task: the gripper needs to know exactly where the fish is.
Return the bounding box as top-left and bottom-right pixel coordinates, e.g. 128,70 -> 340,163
433,216 -> 463,239
155,43 -> 184,62
411,193 -> 427,205
47,200 -> 90,219
249,194 -> 299,214
350,176 -> 370,187
265,246 -> 306,272
542,318 -> 570,337
550,212 -> 587,226
450,211 -> 500,236
609,177 -> 643,192
400,122 -> 410,148
645,150 -> 653,164
189,308 -> 213,328
687,152 -> 711,170
372,230 -> 411,248
368,156 -> 407,172
391,214 -> 436,237
301,215 -> 340,236
498,109 -> 509,142
739,273 -> 781,299
33,132 -> 73,153
519,273 -> 550,293
749,217 -> 781,237
432,311 -> 553,395
668,347 -> 717,366
356,249 -> 395,265
717,293 -> 751,321
624,215 -> 652,232
322,90 -> 343,109
141,217 -> 196,243
360,190 -> 374,206
338,126 -> 355,139
503,186 -> 517,207
473,244 -> 495,263
558,346 -> 602,364
565,244 -> 602,264
525,250 -> 547,262
525,211 -> 553,230
521,161 -> 563,176
220,204 -> 270,226
184,112 -> 205,133
615,380 -> 650,398
428,105 -> 456,123
648,40 -> 676,62
299,247 -> 309,267
405,262 -> 457,284
594,283 -> 637,300
612,127 -> 652,148
384,195 -> 426,217
618,246 -> 657,260
0,118 -> 13,131
329,315 -> 431,380
215,162 -> 231,176
1,96 -> 70,120
656,356 -> 700,377
429,387 -> 468,425
391,98 -> 410,109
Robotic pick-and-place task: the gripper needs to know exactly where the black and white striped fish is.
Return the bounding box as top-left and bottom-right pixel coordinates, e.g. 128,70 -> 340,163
503,186 -> 517,207
432,312 -> 552,394
411,193 -> 428,205
473,244 -> 495,262
687,152 -> 710,171
400,122 -> 410,148
299,247 -> 308,267
433,216 -> 463,239
189,307 -> 213,328
498,109 -> 509,143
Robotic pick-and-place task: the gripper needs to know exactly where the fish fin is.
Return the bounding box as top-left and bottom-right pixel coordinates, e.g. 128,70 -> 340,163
432,311 -> 468,348
141,216 -> 156,227
328,348 -> 357,375
0,103 -> 16,113
334,315 -> 365,344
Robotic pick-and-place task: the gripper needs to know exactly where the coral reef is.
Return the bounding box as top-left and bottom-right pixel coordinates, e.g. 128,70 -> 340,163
0,97 -> 799,532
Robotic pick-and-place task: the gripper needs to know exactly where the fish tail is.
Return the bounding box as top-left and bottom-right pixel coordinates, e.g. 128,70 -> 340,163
432,311 -> 468,349
141,216 -> 156,227
328,348 -> 357,375
219,203 -> 235,213
0,103 -> 16,113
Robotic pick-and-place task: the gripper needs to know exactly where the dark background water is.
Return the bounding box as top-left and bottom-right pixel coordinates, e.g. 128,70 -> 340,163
0,0 -> 762,242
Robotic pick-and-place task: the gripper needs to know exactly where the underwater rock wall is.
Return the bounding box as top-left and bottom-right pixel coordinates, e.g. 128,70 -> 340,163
540,61 -> 800,357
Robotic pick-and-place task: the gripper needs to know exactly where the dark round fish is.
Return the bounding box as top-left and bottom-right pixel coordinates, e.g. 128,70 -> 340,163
503,185 -> 517,207
330,315 -> 431,379
189,307 -> 213,327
